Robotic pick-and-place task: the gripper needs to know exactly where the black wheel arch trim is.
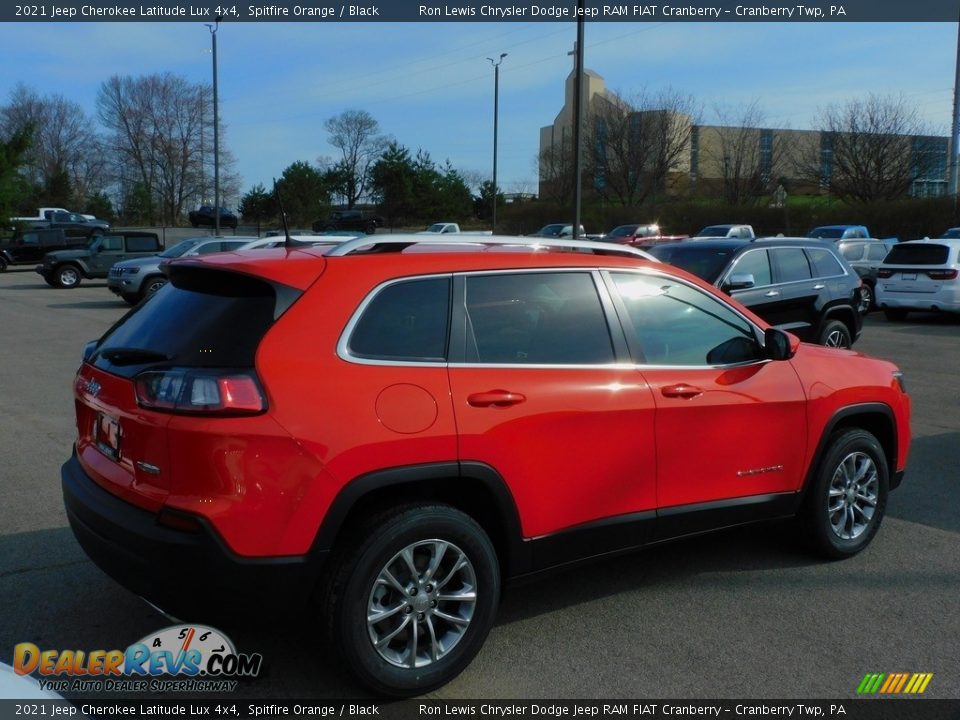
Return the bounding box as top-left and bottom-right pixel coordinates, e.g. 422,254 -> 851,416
800,402 -> 899,503
311,461 -> 531,577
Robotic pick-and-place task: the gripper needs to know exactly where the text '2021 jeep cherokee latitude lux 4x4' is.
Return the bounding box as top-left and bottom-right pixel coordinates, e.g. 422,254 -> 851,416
62,236 -> 910,696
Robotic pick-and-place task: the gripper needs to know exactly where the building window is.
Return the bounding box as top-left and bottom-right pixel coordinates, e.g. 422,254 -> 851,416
759,129 -> 773,184
819,133 -> 834,190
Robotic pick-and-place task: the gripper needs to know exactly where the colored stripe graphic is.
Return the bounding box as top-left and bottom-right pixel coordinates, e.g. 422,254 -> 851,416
858,672 -> 932,694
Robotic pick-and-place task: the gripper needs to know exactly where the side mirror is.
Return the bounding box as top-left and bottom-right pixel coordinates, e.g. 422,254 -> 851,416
725,273 -> 755,291
764,328 -> 799,361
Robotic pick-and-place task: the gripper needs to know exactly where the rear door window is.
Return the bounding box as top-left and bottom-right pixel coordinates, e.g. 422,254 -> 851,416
463,272 -> 614,365
867,244 -> 891,262
125,235 -> 160,252
772,248 -> 812,282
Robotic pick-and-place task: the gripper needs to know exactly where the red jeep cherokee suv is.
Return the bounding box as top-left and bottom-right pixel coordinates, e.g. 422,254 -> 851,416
62,236 -> 910,696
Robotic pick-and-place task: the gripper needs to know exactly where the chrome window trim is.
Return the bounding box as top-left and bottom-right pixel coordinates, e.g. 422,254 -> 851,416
338,266 -> 775,371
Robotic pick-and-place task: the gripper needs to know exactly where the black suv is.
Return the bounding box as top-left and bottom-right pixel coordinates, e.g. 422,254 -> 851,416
188,206 -> 238,229
0,229 -> 88,270
648,238 -> 863,347
312,209 -> 382,235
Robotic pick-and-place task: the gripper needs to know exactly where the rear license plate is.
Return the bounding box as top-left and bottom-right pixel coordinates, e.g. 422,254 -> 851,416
901,273 -> 917,281
95,413 -> 121,460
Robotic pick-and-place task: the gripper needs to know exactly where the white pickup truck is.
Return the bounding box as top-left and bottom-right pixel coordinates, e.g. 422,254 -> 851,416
10,207 -> 98,224
417,223 -> 492,236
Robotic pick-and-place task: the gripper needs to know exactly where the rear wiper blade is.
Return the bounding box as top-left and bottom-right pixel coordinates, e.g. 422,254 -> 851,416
98,347 -> 173,365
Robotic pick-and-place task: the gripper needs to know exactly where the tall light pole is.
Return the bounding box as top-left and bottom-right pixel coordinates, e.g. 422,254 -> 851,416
487,53 -> 507,233
205,17 -> 222,234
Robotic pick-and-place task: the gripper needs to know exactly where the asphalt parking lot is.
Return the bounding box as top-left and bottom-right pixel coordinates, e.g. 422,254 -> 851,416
1,267 -> 958,700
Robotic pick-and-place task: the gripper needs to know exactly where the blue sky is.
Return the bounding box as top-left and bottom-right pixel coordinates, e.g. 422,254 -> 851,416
0,21 -> 955,198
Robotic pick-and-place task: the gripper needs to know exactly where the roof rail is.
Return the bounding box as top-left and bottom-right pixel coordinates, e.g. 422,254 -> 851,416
324,234 -> 657,261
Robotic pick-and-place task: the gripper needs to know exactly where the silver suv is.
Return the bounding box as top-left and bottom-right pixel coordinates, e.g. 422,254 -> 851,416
107,237 -> 256,304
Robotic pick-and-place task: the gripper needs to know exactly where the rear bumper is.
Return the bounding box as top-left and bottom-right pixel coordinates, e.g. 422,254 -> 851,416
61,453 -> 326,615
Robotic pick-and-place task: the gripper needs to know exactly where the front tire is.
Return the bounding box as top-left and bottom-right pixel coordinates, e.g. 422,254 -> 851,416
139,275 -> 167,300
54,265 -> 82,289
818,319 -> 852,348
801,429 -> 889,559
322,505 -> 500,697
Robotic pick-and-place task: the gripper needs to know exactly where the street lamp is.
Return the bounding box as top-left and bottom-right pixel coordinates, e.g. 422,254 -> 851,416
205,17 -> 222,234
487,53 -> 507,233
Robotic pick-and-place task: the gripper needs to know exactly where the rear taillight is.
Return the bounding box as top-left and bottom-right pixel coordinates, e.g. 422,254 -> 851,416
927,269 -> 958,280
134,368 -> 266,415
877,269 -> 893,278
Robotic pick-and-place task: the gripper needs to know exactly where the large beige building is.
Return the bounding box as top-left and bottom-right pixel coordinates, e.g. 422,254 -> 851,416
538,67 -> 949,202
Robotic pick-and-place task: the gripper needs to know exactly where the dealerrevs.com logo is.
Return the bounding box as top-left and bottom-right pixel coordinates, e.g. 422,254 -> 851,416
13,625 -> 262,693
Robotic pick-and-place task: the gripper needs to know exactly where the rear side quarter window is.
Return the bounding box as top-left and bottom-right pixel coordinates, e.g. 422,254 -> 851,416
348,277 -> 451,362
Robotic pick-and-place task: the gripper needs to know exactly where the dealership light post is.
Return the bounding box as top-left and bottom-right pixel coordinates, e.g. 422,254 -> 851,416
488,53 -> 507,233
206,17 -> 222,235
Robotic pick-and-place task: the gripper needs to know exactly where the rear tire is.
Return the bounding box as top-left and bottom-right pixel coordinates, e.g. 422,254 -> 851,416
858,283 -> 874,314
320,504 -> 499,697
817,319 -> 852,348
801,428 -> 889,559
884,309 -> 908,321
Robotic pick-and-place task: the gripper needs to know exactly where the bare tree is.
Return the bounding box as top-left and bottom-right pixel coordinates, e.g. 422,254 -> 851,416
98,73 -> 239,225
1,84 -> 106,208
703,100 -> 794,206
323,110 -> 388,208
536,132 -> 576,206
584,88 -> 699,207
797,94 -> 935,204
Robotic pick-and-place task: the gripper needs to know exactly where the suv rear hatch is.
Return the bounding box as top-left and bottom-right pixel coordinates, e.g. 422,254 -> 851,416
74,264 -> 304,511
879,243 -> 957,294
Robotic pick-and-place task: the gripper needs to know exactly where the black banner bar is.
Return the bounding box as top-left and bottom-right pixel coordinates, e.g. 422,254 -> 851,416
1,0 -> 957,23
1,700 -> 959,720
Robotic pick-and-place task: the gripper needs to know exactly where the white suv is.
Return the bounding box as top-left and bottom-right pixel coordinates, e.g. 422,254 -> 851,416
876,238 -> 960,320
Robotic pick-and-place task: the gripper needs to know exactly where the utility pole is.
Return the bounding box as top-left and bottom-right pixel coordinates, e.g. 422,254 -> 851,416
950,9 -> 960,207
206,17 -> 222,234
572,6 -> 585,239
487,53 -> 507,233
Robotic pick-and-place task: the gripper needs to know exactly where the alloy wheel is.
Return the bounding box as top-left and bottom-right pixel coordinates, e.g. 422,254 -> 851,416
827,451 -> 878,540
367,539 -> 477,669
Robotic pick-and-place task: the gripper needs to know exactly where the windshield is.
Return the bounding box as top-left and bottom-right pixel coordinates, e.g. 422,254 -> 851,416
159,240 -> 200,258
696,226 -> 729,238
425,224 -> 445,233
607,225 -> 639,238
648,245 -> 736,283
941,228 -> 960,239
808,227 -> 844,239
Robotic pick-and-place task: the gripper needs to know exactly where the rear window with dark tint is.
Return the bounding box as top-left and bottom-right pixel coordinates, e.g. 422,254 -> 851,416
125,235 -> 161,252
647,245 -> 735,283
885,244 -> 950,265
349,277 -> 450,362
93,269 -> 296,378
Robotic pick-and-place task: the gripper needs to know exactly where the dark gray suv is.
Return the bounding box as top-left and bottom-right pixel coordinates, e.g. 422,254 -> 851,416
649,238 -> 864,347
